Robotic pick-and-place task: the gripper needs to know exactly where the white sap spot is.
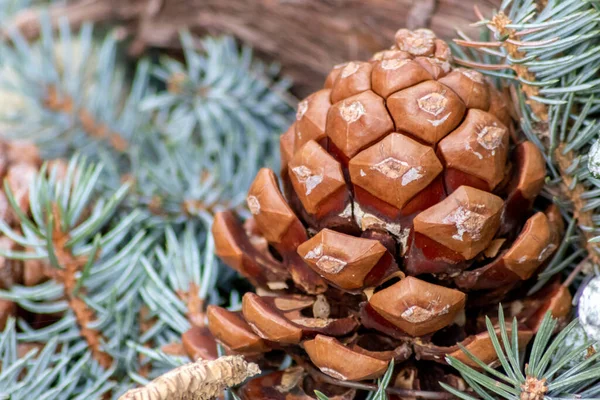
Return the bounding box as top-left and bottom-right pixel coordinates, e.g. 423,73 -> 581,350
339,203 -> 353,218
427,112 -> 451,127
304,244 -> 323,260
360,169 -> 366,177
418,92 -> 448,117
291,317 -> 332,328
341,62 -> 360,78
305,175 -> 323,195
518,256 -> 528,264
291,165 -> 323,195
320,367 -> 349,381
443,205 -> 486,241
304,244 -> 346,274
296,99 -> 308,120
538,243 -> 557,262
381,59 -> 410,71
371,157 -> 409,179
353,202 -> 405,241
401,305 -> 433,323
398,30 -> 435,55
340,101 -> 366,123
427,57 -> 451,73
460,69 -> 485,83
247,195 -> 261,215
402,167 -> 423,186
316,256 -> 347,274
465,142 -> 483,160
371,158 -> 423,185
401,303 -> 449,323
477,124 -> 505,155
398,227 -> 411,256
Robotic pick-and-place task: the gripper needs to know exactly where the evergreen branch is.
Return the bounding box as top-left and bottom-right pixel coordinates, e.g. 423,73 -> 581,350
444,307 -> 600,399
0,156 -> 139,368
137,32 -> 294,213
0,318 -> 115,399
0,17 -> 150,162
0,4 -> 294,396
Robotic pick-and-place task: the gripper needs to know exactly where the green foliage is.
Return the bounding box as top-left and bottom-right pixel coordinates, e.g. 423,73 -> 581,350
0,18 -> 148,165
139,33 -> 293,210
0,318 -> 115,400
443,307 -> 600,399
0,3 -> 294,396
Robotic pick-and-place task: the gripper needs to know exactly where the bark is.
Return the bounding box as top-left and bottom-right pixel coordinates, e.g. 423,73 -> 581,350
6,0 -> 501,95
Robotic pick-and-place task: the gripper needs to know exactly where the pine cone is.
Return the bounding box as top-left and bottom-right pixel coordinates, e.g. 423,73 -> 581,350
208,29 -> 571,397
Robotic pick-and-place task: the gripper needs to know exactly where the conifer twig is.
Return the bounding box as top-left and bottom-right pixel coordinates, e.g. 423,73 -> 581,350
44,86 -> 129,152
49,202 -> 113,368
119,355 -> 260,400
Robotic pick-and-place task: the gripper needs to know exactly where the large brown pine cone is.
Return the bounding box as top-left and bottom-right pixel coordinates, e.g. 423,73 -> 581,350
207,29 -> 572,397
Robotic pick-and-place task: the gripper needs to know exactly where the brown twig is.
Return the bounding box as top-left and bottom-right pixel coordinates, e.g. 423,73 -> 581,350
51,204 -> 113,369
177,282 -> 205,328
555,145 -> 600,266
305,364 -> 454,399
44,86 -> 128,152
137,306 -> 158,378
487,11 -> 548,121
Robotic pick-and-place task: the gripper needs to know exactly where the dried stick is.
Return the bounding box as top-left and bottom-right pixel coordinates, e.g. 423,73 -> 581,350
119,355 -> 260,400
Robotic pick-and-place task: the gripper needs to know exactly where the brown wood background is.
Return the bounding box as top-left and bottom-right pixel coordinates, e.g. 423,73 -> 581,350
10,0 -> 501,95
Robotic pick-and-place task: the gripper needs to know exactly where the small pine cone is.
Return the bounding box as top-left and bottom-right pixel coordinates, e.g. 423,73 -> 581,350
210,28 -> 571,394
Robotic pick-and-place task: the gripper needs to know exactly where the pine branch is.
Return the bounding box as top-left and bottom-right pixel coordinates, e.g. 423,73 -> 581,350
136,221 -> 218,338
138,32 -> 294,212
0,17 -> 150,162
0,156 -> 140,367
0,318 -> 116,399
443,306 -> 600,399
0,6 -> 295,394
